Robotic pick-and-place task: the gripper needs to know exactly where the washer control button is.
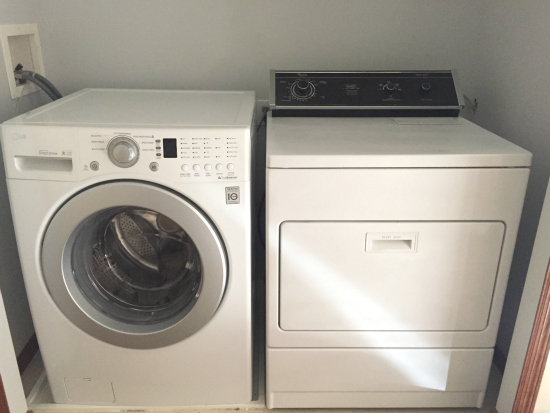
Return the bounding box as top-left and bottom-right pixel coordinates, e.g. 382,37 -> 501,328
107,136 -> 139,168
193,164 -> 200,171
227,163 -> 235,170
216,163 -> 223,171
204,164 -> 212,171
181,164 -> 189,171
90,161 -> 99,171
149,162 -> 159,172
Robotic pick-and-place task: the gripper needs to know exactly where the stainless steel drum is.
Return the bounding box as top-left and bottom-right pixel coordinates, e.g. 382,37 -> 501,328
73,208 -> 202,324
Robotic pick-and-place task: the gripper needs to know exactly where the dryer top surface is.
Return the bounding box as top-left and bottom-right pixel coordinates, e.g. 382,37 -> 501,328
266,115 -> 532,168
4,89 -> 255,128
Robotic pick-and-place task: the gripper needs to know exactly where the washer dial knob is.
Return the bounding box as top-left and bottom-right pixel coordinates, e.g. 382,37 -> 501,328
107,136 -> 139,168
291,80 -> 315,99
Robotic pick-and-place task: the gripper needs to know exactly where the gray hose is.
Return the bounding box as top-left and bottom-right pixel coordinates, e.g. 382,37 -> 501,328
18,72 -> 58,101
25,71 -> 63,99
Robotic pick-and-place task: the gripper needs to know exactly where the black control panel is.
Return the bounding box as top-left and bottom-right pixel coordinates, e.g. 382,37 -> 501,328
270,70 -> 464,117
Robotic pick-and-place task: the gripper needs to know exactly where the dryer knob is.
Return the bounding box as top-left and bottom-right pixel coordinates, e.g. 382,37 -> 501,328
291,80 -> 315,99
108,136 -> 140,168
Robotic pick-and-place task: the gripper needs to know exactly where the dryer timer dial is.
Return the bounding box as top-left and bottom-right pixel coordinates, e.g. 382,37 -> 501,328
291,80 -> 315,99
107,136 -> 140,168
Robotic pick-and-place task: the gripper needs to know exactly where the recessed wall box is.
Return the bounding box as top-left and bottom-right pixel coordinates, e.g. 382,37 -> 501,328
0,24 -> 45,99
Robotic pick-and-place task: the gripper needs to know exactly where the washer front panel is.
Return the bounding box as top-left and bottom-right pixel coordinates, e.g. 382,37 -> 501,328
41,181 -> 227,349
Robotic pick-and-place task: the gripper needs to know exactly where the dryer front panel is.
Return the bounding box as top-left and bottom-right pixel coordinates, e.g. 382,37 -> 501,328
279,221 -> 504,332
41,181 -> 227,349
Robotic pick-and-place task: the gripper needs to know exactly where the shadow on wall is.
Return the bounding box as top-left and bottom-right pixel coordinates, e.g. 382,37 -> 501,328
0,89 -> 50,355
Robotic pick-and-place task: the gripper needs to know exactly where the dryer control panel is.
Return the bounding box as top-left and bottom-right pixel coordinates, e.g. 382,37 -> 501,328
270,70 -> 464,117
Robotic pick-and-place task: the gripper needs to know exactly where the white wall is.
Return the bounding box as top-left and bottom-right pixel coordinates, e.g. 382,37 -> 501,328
0,0 -> 47,356
474,1 -> 550,361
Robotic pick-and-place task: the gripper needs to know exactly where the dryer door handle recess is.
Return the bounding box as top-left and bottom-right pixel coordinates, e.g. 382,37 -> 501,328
365,233 -> 418,253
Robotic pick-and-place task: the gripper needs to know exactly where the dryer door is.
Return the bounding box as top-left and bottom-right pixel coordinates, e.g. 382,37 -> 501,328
279,221 -> 505,332
41,181 -> 227,349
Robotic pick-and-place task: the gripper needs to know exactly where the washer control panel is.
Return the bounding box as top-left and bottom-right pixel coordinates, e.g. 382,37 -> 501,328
80,128 -> 249,182
270,70 -> 464,116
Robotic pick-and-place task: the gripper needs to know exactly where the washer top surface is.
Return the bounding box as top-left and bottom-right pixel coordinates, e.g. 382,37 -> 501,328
4,89 -> 255,128
266,115 -> 532,168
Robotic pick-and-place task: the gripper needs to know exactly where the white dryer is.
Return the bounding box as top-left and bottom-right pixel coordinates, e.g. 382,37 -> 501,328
1,89 -> 255,406
265,71 -> 531,408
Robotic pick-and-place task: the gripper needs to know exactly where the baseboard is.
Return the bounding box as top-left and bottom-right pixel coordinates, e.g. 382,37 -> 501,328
268,390 -> 485,409
17,334 -> 38,374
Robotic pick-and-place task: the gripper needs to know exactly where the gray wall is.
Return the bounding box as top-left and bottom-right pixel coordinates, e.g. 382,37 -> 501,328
33,0 -> 487,98
474,1 -> 550,360
0,0 -> 46,355
1,0 -> 548,366
0,0 -> 488,354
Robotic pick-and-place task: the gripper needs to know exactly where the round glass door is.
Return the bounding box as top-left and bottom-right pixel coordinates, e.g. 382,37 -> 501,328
42,181 -> 227,349
72,208 -> 202,325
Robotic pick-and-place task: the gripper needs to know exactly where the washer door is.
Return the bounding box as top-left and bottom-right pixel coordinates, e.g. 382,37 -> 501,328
42,181 -> 227,349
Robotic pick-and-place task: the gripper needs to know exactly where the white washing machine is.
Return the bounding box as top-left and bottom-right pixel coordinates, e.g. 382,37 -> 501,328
0,89 -> 255,406
265,71 -> 532,408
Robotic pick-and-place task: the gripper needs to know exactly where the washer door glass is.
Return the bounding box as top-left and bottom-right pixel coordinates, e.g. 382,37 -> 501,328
72,208 -> 202,325
42,181 -> 227,349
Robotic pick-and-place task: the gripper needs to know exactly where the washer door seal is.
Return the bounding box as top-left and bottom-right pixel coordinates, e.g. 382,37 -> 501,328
41,181 -> 227,349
